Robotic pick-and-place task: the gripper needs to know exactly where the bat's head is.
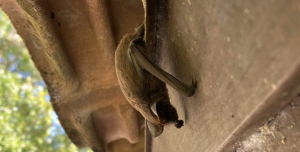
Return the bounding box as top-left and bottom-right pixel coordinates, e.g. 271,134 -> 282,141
154,100 -> 184,128
148,99 -> 184,137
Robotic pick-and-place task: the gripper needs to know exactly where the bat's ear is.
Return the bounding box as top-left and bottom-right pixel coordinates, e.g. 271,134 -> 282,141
147,121 -> 164,137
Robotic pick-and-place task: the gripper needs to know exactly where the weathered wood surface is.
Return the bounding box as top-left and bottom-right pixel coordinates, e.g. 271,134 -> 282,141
146,0 -> 300,152
0,0 -> 145,151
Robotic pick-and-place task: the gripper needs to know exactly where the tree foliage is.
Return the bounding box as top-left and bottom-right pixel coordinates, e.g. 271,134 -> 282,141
0,10 -> 91,152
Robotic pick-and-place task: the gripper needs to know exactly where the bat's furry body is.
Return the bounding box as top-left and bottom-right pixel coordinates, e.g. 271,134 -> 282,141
115,24 -> 196,136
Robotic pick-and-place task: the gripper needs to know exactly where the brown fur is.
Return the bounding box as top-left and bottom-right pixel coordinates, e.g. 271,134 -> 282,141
115,29 -> 169,125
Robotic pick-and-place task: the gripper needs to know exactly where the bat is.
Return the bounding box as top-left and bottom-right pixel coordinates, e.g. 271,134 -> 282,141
115,23 -> 196,137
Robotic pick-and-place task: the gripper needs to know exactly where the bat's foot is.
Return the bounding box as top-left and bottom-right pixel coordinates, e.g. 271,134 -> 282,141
175,120 -> 184,128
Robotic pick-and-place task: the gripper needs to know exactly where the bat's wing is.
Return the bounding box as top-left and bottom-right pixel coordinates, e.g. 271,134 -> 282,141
129,42 -> 197,97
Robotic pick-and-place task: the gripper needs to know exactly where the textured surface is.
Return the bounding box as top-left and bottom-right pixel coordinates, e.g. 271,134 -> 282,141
0,0 -> 144,151
146,0 -> 300,152
2,0 -> 300,152
233,95 -> 300,152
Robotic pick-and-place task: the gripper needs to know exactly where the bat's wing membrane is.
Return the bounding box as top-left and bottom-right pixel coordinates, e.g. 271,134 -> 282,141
147,120 -> 164,137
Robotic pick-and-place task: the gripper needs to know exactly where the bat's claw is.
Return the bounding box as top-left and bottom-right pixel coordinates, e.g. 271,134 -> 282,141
187,79 -> 197,97
192,79 -> 197,89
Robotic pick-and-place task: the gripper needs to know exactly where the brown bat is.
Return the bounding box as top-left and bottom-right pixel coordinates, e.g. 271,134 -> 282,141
115,23 -> 197,137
